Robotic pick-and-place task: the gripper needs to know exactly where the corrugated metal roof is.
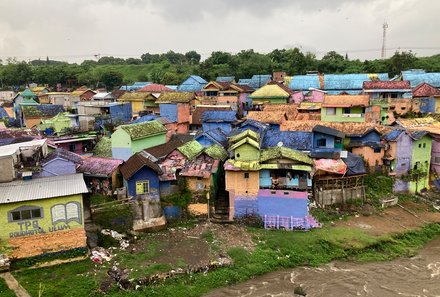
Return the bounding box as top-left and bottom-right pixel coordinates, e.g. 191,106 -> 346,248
0,138 -> 47,157
262,130 -> 312,151
0,174 -> 88,204
249,75 -> 272,89
288,75 -> 321,90
202,111 -> 237,122
324,73 -> 389,90
402,71 -> 440,88
216,76 -> 235,83
249,84 -> 290,99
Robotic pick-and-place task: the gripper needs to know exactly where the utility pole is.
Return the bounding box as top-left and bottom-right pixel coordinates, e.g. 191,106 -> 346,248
381,21 -> 388,59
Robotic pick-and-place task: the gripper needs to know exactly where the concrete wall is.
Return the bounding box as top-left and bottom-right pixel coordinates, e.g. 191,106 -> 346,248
352,146 -> 384,168
225,170 -> 259,196
321,107 -> 365,123
0,156 -> 15,183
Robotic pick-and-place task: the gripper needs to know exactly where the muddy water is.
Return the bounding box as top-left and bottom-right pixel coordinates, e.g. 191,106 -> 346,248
205,237 -> 440,297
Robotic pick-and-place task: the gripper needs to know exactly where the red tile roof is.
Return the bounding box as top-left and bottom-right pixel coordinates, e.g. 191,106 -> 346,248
322,95 -> 370,107
137,84 -> 173,93
363,80 -> 410,90
412,82 -> 440,97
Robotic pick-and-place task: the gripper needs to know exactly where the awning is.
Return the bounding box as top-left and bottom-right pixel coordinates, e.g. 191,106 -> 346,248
313,159 -> 347,175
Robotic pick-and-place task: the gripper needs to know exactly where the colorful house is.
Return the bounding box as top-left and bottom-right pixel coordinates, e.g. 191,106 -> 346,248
111,120 -> 167,161
348,128 -> 384,170
0,174 -> 88,258
21,104 -> 64,128
261,130 -> 313,152
37,148 -> 83,178
412,82 -> 440,113
248,74 -> 272,89
49,134 -> 97,155
70,88 -> 96,103
155,92 -> 193,134
409,131 -> 432,193
117,92 -> 159,116
137,83 -> 173,93
190,105 -> 232,130
39,112 -> 73,135
177,75 -> 207,92
195,128 -> 229,148
77,157 -> 124,195
246,111 -> 287,131
321,95 -> 369,123
311,125 -> 345,158
363,80 -> 412,99
249,83 -> 293,105
201,110 -> 237,134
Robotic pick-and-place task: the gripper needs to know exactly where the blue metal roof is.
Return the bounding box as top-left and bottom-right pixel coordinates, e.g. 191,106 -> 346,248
216,76 -> 235,83
262,130 -> 312,151
324,73 -> 389,90
120,82 -> 152,91
402,71 -> 440,88
326,90 -> 363,95
237,79 -> 252,85
0,107 -> 9,118
248,75 -> 272,89
177,75 -> 208,91
202,111 -> 237,122
410,130 -> 429,140
289,75 -> 320,90
165,85 -> 178,91
195,128 -> 229,148
383,129 -> 404,141
131,114 -> 158,124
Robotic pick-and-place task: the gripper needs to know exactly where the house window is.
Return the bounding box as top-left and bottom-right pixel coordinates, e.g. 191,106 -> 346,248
135,180 -> 150,194
317,138 -> 327,147
244,172 -> 249,179
418,144 -> 422,148
423,143 -> 426,148
197,177 -> 202,180
343,107 -> 351,114
373,147 -> 381,153
414,161 -> 421,170
69,143 -> 76,152
9,206 -> 43,222
326,108 -> 336,115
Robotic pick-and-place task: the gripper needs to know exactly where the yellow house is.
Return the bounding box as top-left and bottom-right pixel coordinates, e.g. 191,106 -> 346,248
118,92 -> 158,116
0,174 -> 89,258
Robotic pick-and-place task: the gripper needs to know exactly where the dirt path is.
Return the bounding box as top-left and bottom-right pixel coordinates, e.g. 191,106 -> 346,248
0,272 -> 31,297
334,201 -> 440,236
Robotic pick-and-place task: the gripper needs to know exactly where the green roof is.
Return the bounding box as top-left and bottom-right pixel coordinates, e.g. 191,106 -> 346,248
260,146 -> 312,164
155,92 -> 194,103
229,129 -> 259,144
177,140 -> 204,160
204,144 -> 228,161
120,120 -> 167,140
229,137 -> 260,152
249,84 -> 290,99
21,89 -> 36,98
93,136 -> 112,158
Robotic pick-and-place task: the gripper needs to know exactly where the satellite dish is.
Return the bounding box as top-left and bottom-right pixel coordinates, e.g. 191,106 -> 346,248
277,141 -> 283,147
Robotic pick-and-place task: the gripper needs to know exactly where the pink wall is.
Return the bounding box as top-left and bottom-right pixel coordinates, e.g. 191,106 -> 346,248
305,90 -> 325,103
291,92 -> 304,104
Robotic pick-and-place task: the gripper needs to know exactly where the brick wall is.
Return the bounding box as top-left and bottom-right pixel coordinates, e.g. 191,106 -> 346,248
8,228 -> 86,259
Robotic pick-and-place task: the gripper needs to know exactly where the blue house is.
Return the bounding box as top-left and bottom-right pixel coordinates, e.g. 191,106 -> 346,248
324,73 -> 389,95
311,125 -> 345,158
177,75 -> 207,91
108,102 -> 133,122
202,111 -> 237,134
120,151 -> 163,200
195,128 -> 229,148
230,119 -> 269,137
262,130 -> 313,152
37,148 -> 83,178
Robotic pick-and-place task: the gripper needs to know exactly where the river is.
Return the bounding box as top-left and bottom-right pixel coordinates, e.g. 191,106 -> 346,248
205,237 -> 440,297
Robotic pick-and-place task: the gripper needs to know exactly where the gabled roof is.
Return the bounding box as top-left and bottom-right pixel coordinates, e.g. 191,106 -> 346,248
77,157 -> 124,177
204,144 -> 228,161
412,82 -> 440,97
202,110 -> 237,123
195,128 -> 229,148
261,130 -> 313,151
180,154 -> 220,178
118,92 -> 156,102
42,148 -> 83,165
22,105 -> 64,118
21,89 -> 36,98
177,140 -> 204,160
216,76 -> 235,83
229,129 -> 260,144
191,105 -> 232,126
260,146 -> 312,164
246,111 -> 287,124
154,92 -> 194,103
0,174 -> 88,204
402,70 -> 440,88
144,139 -> 185,160
249,84 -> 290,99
313,125 -> 345,138
383,129 -> 405,142
229,137 -> 260,152
249,75 -> 272,89
410,130 -> 429,140
137,84 -> 173,93
322,95 -> 370,107
363,80 -> 411,90
120,152 -> 162,180
177,75 -> 208,91
119,120 -> 166,140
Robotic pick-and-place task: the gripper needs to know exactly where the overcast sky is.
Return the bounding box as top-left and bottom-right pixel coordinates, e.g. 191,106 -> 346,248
0,0 -> 438,63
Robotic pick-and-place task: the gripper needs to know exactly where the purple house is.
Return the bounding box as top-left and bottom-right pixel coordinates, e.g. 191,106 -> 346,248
37,148 -> 83,177
383,130 -> 413,192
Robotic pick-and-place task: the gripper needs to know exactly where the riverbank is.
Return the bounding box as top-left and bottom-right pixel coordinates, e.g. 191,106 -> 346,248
10,201 -> 440,297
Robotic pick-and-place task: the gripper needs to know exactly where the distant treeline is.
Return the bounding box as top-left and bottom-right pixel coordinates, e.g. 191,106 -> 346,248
1,49 -> 440,90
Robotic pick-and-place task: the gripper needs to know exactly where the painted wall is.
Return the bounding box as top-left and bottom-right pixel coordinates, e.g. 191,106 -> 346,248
306,90 -> 325,103
313,132 -> 336,150
352,146 -> 384,168
321,107 -> 365,123
177,103 -> 190,124
125,166 -> 160,200
409,135 -> 432,193
291,92 -> 304,104
131,133 -> 166,154
257,190 -> 308,217
38,158 -> 76,177
225,170 -> 260,196
392,133 -> 413,192
234,143 -> 260,161
259,170 -> 299,188
109,103 -> 132,122
111,129 -> 166,161
160,104 -> 178,122
418,98 -> 436,114
217,96 -> 238,111
186,176 -> 212,193
56,141 -> 85,155
431,136 -> 440,176
1,194 -> 86,258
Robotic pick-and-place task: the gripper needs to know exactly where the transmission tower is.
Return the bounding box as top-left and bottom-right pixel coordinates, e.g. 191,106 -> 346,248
381,22 -> 388,59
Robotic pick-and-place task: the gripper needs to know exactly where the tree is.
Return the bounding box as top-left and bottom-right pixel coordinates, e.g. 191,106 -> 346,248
185,51 -> 201,65
140,53 -> 162,64
387,51 -> 417,76
161,72 -> 180,85
97,56 -> 125,65
100,70 -> 123,90
125,58 -> 142,65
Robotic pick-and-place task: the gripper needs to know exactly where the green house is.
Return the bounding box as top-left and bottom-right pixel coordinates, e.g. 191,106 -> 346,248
249,84 -> 292,105
39,112 -> 72,135
321,95 -> 370,123
0,174 -> 88,258
111,120 -> 167,161
409,131 -> 432,193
